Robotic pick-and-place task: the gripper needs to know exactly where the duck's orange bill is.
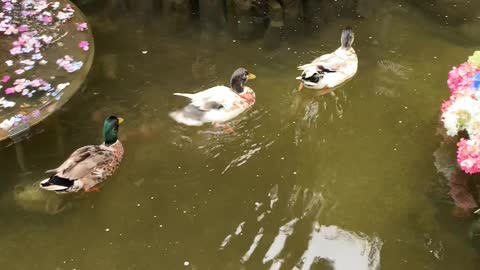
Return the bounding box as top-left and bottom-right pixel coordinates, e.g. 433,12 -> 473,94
298,82 -> 304,92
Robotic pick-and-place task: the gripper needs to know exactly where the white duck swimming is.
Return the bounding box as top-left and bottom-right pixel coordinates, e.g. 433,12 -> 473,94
169,68 -> 256,126
297,27 -> 358,91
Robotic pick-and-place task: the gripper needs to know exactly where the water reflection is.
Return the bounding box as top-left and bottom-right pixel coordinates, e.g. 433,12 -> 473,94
297,224 -> 382,270
219,184 -> 382,269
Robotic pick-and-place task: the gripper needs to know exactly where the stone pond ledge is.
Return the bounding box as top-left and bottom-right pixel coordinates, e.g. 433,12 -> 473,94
0,0 -> 94,142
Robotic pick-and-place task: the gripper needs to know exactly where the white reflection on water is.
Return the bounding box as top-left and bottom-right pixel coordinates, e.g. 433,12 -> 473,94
241,227 -> 264,264
263,218 -> 299,264
295,223 -> 382,270
219,184 -> 383,269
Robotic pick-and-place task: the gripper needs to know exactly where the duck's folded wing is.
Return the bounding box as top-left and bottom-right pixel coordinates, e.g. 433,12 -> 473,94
298,53 -> 342,72
189,87 -> 237,111
200,101 -> 224,110
47,145 -> 114,180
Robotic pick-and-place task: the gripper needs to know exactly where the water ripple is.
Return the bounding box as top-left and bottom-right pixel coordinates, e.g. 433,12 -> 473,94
218,185 -> 383,269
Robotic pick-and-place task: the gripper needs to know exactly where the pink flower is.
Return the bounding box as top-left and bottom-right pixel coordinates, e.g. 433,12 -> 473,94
3,2 -> 13,11
1,75 -> 10,83
76,22 -> 88,32
14,69 -> 25,75
4,25 -> 18,35
441,99 -> 454,113
56,11 -> 71,21
30,79 -> 43,87
41,15 -> 52,23
4,87 -> 14,94
21,10 -> 31,17
457,137 -> 480,174
17,25 -> 29,32
64,4 -> 74,12
56,55 -> 71,67
79,41 -> 89,51
440,89 -> 476,113
9,46 -> 21,55
447,62 -> 480,95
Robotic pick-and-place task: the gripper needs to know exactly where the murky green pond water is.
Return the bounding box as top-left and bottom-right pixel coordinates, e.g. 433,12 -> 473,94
1,1 -> 480,269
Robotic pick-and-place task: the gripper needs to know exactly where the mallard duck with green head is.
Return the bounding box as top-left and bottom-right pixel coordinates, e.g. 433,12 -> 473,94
40,116 -> 124,193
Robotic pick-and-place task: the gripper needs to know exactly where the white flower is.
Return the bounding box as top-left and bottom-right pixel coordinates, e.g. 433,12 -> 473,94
0,98 -> 16,108
468,114 -> 480,136
442,95 -> 480,136
56,82 -> 70,91
0,117 -> 15,131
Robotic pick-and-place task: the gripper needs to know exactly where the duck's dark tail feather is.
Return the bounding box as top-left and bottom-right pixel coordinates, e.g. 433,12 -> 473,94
341,26 -> 354,49
39,175 -> 73,192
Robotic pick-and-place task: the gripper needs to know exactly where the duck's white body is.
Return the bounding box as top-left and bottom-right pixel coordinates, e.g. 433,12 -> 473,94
297,27 -> 358,90
170,85 -> 256,126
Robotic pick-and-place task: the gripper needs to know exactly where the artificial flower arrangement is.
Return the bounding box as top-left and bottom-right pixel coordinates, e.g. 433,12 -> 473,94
441,51 -> 480,174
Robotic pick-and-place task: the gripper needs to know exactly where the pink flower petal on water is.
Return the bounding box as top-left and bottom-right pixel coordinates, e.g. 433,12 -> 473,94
10,46 -> 22,55
76,22 -> 88,31
14,69 -> 25,75
41,15 -> 52,23
64,4 -> 74,12
79,41 -> 89,51
4,25 -> 18,35
56,11 -> 71,21
20,10 -> 31,17
17,25 -> 29,32
5,88 -> 15,95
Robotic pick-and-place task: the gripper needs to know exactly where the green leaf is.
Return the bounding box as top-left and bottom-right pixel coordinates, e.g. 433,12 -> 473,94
468,51 -> 480,67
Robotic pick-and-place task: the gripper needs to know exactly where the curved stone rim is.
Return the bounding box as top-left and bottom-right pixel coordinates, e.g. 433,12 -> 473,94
0,0 -> 95,142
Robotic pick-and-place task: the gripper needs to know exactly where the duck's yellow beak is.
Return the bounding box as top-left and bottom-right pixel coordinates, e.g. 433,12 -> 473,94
118,117 -> 124,125
247,73 -> 256,80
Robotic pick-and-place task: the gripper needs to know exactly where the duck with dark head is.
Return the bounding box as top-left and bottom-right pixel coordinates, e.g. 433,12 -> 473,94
297,27 -> 358,91
170,67 -> 256,127
40,116 -> 125,193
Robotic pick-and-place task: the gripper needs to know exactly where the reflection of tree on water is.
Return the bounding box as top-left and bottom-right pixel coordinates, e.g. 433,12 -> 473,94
73,0 -> 480,53
72,0 -> 377,46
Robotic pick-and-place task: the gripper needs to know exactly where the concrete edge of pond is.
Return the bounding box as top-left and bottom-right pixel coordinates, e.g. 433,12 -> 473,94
0,0 -> 95,144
